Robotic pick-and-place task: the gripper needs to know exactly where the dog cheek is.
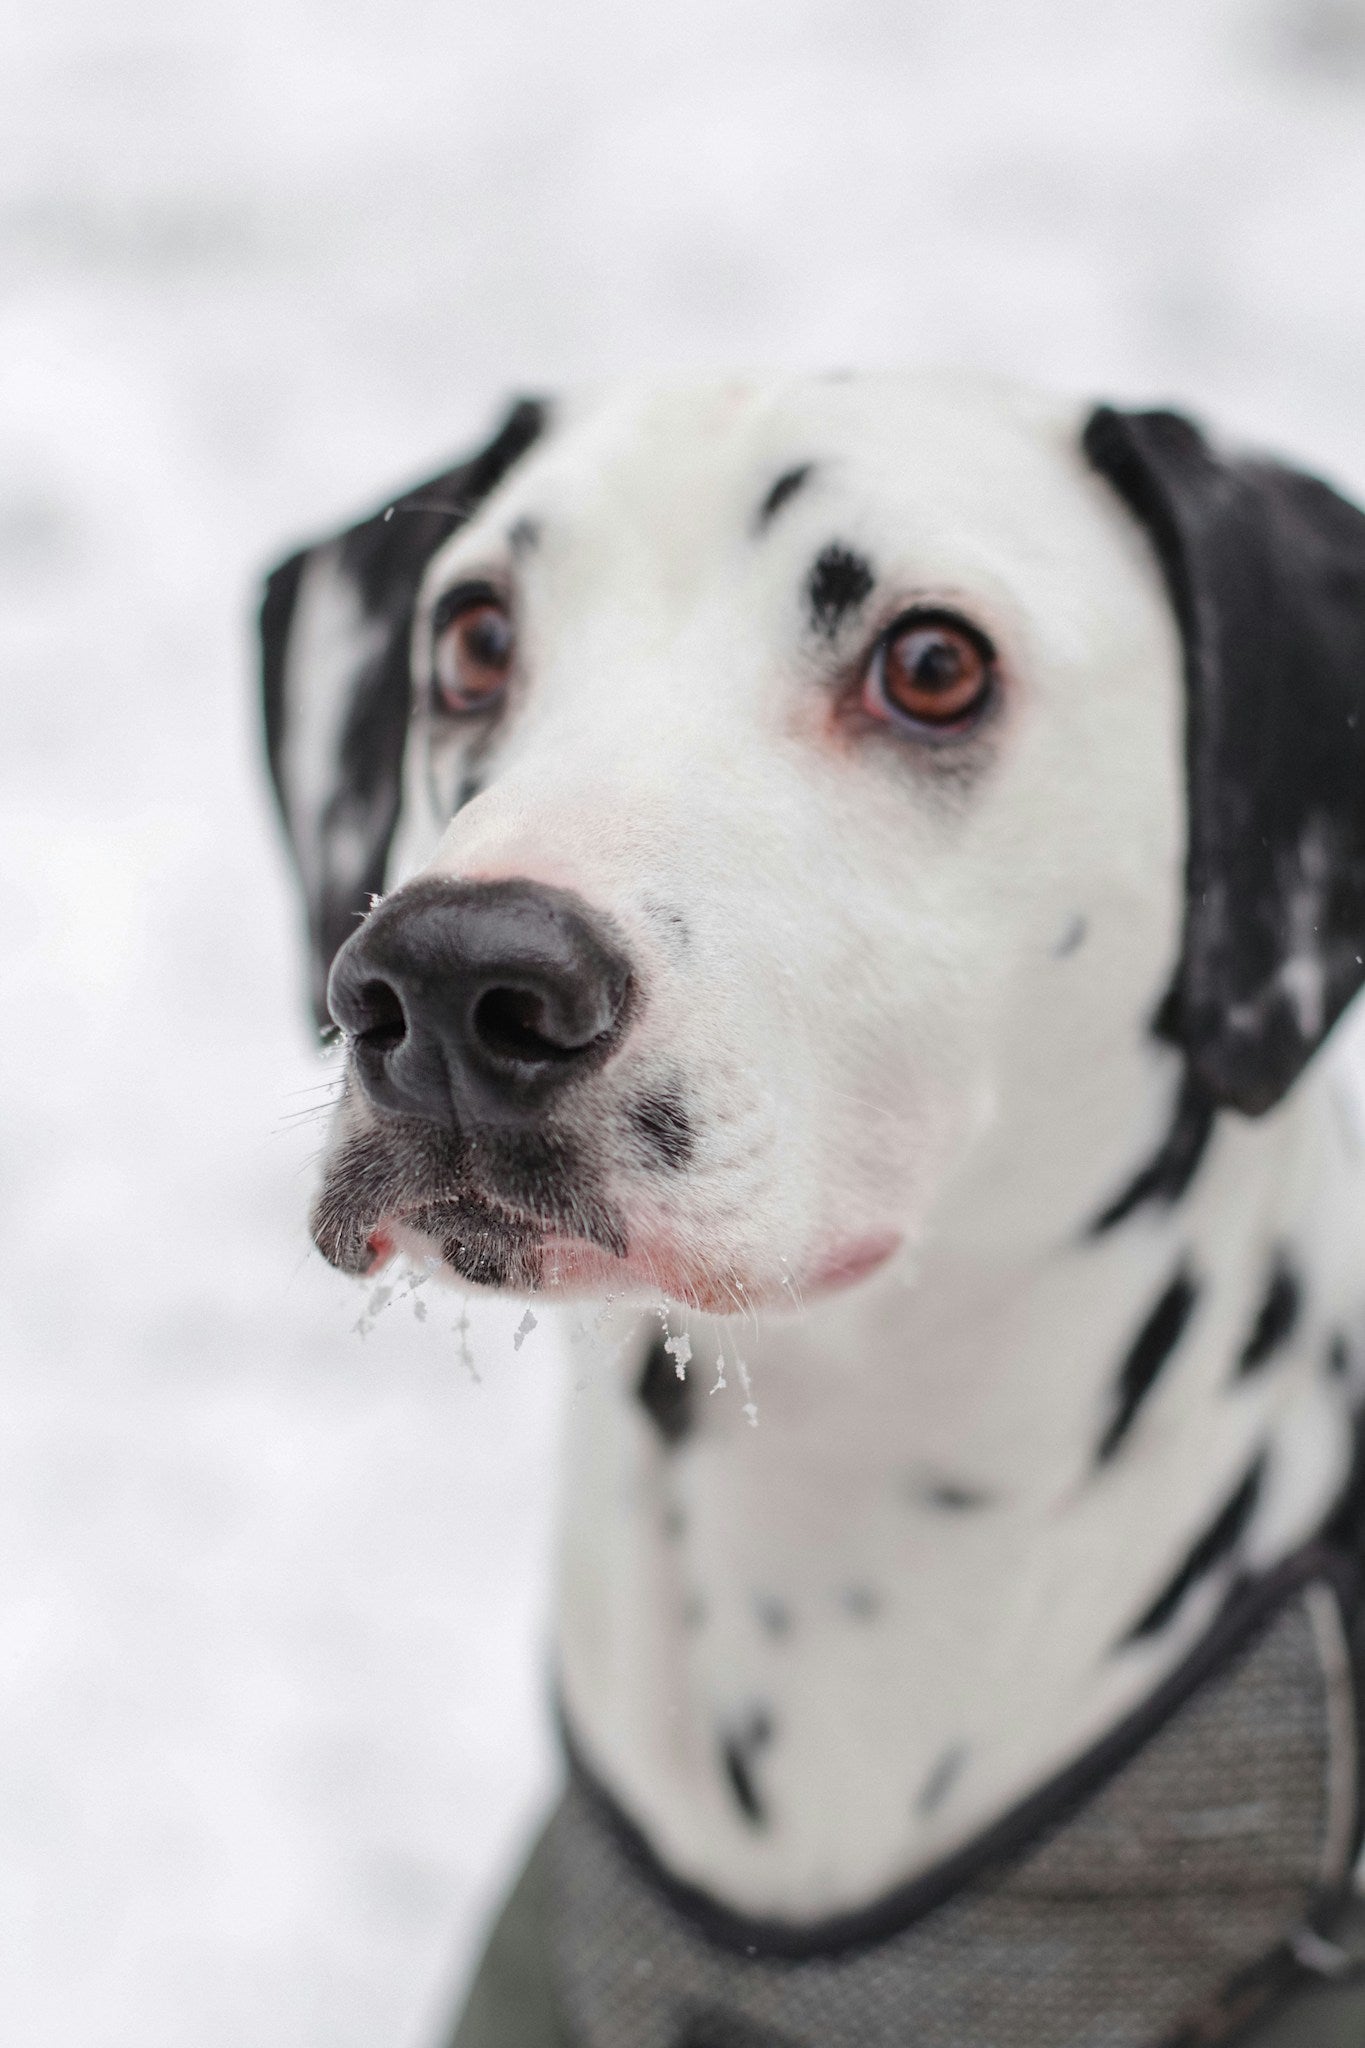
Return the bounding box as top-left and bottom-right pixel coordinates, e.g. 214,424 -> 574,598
820,999 -> 999,1243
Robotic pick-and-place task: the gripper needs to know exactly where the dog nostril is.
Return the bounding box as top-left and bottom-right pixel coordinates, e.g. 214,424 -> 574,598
473,986 -> 590,1064
354,978 -> 407,1055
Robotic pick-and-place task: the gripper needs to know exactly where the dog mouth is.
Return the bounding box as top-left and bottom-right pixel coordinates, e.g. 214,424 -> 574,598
309,1114 -> 628,1291
377,1192 -> 559,1291
311,1107 -> 903,1308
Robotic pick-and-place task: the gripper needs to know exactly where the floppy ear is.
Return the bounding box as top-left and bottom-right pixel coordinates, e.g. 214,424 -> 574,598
1084,404 -> 1365,1115
259,396 -> 548,1029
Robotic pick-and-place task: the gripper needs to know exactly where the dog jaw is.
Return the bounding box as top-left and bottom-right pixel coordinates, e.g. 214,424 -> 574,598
330,1179 -> 905,1312
312,1077 -> 906,1309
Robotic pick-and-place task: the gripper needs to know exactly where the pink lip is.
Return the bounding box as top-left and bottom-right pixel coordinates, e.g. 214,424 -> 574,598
364,1218 -> 900,1308
365,1228 -> 396,1274
805,1234 -> 902,1294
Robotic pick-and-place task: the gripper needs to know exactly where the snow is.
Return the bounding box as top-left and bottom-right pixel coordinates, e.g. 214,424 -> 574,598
664,1331 -> 692,1378
3,1 -> 1365,2043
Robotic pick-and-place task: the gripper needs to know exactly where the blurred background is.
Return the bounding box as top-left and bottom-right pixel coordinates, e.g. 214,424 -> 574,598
4,1 -> 1365,2042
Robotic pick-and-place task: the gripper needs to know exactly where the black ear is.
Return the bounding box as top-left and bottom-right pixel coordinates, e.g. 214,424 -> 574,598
1084,404 -> 1365,1115
259,397 -> 547,1029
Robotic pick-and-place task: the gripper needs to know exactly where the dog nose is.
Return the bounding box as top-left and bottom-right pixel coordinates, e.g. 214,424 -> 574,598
327,877 -> 634,1127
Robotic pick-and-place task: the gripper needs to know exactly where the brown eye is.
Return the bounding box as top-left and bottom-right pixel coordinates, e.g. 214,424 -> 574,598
865,613 -> 995,733
431,596 -> 515,715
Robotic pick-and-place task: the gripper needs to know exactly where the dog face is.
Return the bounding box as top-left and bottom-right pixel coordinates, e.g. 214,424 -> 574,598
261,375 -> 1365,1311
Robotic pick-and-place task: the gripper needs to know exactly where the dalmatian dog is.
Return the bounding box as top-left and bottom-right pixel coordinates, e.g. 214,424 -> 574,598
260,375 -> 1365,2048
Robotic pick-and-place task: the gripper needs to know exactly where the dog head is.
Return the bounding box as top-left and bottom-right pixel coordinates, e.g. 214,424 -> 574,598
260,375 -> 1365,1311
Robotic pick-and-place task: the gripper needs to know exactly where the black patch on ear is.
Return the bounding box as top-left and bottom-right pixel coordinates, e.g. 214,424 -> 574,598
1098,1264 -> 1200,1462
1236,1254 -> 1302,1376
755,463 -> 814,532
258,396 -> 548,1028
1085,405 -> 1365,1115
259,544 -> 307,793
720,1709 -> 774,1826
1090,1068 -> 1217,1235
1120,1455 -> 1265,1643
637,1332 -> 695,1446
806,543 -> 874,638
628,1089 -> 695,1170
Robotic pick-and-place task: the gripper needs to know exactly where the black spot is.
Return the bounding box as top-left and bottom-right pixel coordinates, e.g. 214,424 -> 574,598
753,1594 -> 793,1639
1237,1255 -> 1302,1375
754,464 -> 814,532
1090,1069 -> 1217,1234
1121,1456 -> 1266,1643
1098,1265 -> 1200,1463
629,1090 -> 695,1170
1329,1333 -> 1353,1377
641,900 -> 691,953
507,514 -> 540,555
720,1709 -> 774,1826
917,1744 -> 968,1817
1054,914 -> 1088,958
839,1583 -> 882,1620
806,543 -> 875,638
905,1472 -> 996,1512
637,1332 -> 694,1447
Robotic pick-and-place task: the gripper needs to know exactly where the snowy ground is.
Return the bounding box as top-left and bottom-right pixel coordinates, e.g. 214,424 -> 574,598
4,2 -> 1365,2043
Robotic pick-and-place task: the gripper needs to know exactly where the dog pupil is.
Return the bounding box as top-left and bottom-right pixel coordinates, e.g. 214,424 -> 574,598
915,636 -> 963,690
466,611 -> 510,671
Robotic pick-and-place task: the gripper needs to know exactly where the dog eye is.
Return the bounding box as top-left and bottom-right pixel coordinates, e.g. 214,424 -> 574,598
431,597 -> 515,715
863,612 -> 996,734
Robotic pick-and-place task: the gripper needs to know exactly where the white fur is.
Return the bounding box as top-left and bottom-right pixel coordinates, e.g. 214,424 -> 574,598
319,372 -> 1365,1920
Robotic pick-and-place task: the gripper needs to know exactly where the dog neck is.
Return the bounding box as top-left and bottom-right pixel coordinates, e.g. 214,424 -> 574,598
554,1045 -> 1365,1926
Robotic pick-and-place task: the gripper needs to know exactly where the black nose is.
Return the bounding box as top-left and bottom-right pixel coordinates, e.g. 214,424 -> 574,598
326,877 -> 634,1128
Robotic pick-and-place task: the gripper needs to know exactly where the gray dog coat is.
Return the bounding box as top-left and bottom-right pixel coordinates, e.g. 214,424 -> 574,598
450,1538 -> 1365,2048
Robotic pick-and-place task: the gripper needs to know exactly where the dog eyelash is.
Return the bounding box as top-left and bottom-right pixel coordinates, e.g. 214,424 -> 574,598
429,578 -> 506,638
